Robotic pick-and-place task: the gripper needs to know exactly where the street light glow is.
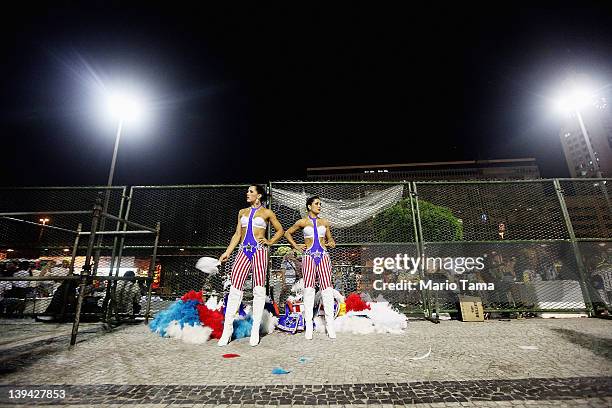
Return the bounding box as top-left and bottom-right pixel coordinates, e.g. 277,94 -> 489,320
553,85 -> 596,114
104,89 -> 147,124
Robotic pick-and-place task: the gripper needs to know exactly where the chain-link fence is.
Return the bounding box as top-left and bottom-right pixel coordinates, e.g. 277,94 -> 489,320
268,182 -> 427,313
0,187 -> 125,319
0,187 -> 161,345
559,179 -> 612,316
87,210 -> 160,329
413,179 -> 611,317
119,180 -> 611,319
0,219 -> 82,320
123,185 -> 251,311
1,180 -> 610,329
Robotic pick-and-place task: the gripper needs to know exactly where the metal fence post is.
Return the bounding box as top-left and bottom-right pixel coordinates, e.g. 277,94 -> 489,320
553,179 -> 594,316
71,198 -> 102,346
145,222 -> 161,324
411,182 -> 435,321
266,182 -> 273,294
60,223 -> 82,320
92,187 -> 124,276
104,186 -> 127,285
68,223 -> 82,276
104,188 -> 133,322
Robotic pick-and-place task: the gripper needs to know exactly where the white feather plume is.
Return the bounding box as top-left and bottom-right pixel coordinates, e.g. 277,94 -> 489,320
259,310 -> 278,335
334,315 -> 375,334
365,302 -> 408,333
195,257 -> 220,274
165,320 -> 183,339
205,295 -> 221,311
181,324 -> 213,344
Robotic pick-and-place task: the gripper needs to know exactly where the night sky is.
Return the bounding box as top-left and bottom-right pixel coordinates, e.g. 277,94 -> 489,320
2,2 -> 612,186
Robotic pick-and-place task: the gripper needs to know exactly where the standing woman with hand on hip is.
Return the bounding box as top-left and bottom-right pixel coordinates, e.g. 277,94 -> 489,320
284,196 -> 337,340
218,185 -> 284,347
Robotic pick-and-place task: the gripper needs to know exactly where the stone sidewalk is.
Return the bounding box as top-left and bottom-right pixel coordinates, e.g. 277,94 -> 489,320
0,317 -> 611,406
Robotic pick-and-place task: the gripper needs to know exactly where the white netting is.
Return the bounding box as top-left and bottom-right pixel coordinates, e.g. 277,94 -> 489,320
271,185 -> 403,229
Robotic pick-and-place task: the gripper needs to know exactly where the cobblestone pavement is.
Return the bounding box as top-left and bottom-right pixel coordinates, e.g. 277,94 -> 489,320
0,317 -> 611,406
1,378 -> 611,406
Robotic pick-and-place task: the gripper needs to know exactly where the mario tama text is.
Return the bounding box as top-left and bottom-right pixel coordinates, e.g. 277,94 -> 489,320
371,254 -> 495,291
373,279 -> 495,291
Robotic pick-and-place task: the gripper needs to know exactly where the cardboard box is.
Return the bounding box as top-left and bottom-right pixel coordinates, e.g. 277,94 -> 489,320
459,295 -> 484,322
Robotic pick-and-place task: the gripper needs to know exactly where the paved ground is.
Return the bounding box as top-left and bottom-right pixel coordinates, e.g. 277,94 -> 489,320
0,317 -> 611,406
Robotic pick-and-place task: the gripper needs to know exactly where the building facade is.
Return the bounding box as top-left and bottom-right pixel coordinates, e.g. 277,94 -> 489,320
559,97 -> 612,178
306,158 -> 541,181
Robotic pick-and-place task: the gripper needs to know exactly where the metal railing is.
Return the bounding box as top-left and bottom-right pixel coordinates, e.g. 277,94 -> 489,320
0,188 -> 159,346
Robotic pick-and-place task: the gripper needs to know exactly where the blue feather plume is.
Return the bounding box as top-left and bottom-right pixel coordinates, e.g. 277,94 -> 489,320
232,315 -> 253,339
149,299 -> 201,337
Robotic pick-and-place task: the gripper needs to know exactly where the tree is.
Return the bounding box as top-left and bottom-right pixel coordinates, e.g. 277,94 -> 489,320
373,198 -> 463,242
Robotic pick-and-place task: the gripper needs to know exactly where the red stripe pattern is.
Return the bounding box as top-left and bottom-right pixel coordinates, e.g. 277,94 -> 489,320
302,253 -> 332,289
230,247 -> 268,290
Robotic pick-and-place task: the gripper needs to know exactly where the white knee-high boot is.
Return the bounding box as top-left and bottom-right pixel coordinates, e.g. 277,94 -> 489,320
218,286 -> 243,346
249,285 -> 266,346
321,287 -> 336,339
303,287 -> 315,340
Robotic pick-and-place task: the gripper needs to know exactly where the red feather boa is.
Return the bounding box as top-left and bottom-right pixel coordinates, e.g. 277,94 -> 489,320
197,304 -> 224,339
345,293 -> 370,312
181,290 -> 203,303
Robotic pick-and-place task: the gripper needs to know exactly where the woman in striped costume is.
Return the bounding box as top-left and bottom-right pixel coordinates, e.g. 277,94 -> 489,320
218,185 -> 284,346
284,196 -> 337,340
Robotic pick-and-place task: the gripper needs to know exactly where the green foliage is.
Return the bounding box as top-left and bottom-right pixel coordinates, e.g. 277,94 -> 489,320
373,198 -> 463,242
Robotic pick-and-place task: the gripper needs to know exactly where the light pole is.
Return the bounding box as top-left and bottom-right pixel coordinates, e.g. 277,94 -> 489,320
95,119 -> 122,267
554,79 -> 611,213
93,90 -> 146,277
107,120 -> 124,194
103,89 -> 146,188
38,217 -> 50,241
94,89 -> 147,321
573,109 -> 605,179
99,118 -> 123,235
